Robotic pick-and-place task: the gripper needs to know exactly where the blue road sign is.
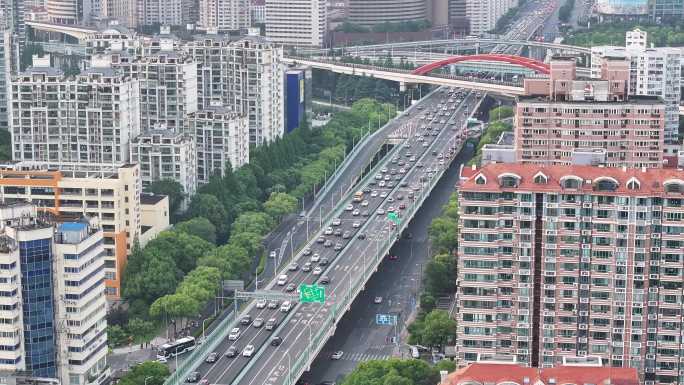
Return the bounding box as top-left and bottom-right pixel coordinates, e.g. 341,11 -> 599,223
376,314 -> 397,326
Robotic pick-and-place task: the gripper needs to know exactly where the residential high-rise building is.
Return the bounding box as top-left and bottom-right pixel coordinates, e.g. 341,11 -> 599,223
0,162 -> 170,300
107,42 -> 198,132
347,0 -> 427,27
46,0 -> 83,24
10,55 -> 141,165
516,56 -> 666,169
649,0 -> 683,21
265,0 -> 326,47
250,0 -> 265,24
0,30 -> 12,132
591,29 -> 683,152
137,0 -> 189,26
186,104 -> 249,184
198,0 -> 249,32
0,203 -> 108,384
130,129 -> 197,197
184,35 -> 284,145
457,163 -> 684,384
465,0 -> 517,35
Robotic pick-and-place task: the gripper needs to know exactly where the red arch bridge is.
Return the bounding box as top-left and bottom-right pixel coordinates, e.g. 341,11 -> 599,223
411,54 -> 551,75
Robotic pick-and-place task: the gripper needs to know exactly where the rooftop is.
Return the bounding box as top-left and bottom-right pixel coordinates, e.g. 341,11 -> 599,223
140,193 -> 166,205
440,363 -> 639,385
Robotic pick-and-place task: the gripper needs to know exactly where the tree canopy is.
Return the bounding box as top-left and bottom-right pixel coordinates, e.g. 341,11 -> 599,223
341,359 -> 440,385
145,179 -> 185,217
174,217 -> 217,244
408,310 -> 457,348
117,361 -> 169,385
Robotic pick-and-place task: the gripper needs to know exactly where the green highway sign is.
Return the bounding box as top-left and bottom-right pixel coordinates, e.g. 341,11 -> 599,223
387,212 -> 400,224
299,284 -> 325,303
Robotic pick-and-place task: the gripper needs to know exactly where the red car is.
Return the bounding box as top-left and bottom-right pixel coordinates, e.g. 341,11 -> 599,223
399,203 -> 406,210
388,255 -> 399,260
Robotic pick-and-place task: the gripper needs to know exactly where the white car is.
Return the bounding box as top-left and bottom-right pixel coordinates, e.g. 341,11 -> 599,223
311,253 -> 321,263
242,345 -> 255,357
352,209 -> 360,216
379,181 -> 386,187
332,218 -> 342,226
256,299 -> 266,309
361,200 -> 369,207
313,266 -> 323,275
280,301 -> 292,312
345,204 -> 353,211
277,274 -> 288,286
331,351 -> 344,360
380,192 -> 388,198
376,208 -> 386,215
324,227 -> 333,235
352,222 -> 361,228
228,327 -> 241,341
371,191 -> 378,198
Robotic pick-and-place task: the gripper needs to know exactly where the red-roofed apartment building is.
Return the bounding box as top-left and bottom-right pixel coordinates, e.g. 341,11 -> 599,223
456,163 -> 684,385
440,362 -> 639,385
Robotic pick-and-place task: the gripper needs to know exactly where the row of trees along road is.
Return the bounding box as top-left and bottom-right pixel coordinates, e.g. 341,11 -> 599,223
340,357 -> 456,385
114,99 -> 397,345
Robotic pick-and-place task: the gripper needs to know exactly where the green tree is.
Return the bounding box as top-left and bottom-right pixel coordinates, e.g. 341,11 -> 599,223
409,310 -> 457,348
197,244 -> 251,279
188,194 -> 229,236
174,217 -> 217,244
232,211 -> 274,236
117,361 -> 169,385
229,231 -> 264,257
341,359 -> 439,385
263,192 -> 299,220
145,179 -> 185,217
434,360 -> 457,374
122,249 -> 181,303
144,230 -> 214,274
127,318 -> 157,344
489,105 -> 514,121
107,325 -> 127,347
428,217 -> 458,254
0,130 -> 11,160
424,254 -> 456,296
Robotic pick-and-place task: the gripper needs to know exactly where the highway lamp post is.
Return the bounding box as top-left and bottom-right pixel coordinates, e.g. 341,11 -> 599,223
202,318 -> 209,343
289,231 -> 294,261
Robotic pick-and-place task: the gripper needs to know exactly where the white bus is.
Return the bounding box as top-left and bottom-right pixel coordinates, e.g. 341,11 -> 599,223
157,336 -> 196,361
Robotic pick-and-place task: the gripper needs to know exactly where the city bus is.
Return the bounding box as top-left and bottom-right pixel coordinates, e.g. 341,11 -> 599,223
157,336 -> 196,362
353,191 -> 364,202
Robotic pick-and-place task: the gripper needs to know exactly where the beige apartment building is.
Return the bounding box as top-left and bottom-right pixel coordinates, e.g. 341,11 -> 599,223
457,163 -> 684,384
0,162 -> 169,299
515,56 -> 666,169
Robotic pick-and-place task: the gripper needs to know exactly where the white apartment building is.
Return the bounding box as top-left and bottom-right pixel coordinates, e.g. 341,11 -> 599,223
184,35 -> 284,145
265,0 -> 327,47
10,55 -> 141,165
199,0 -> 250,32
0,30 -> 11,132
138,0 -> 187,26
130,129 -> 197,197
465,0 -> 518,35
186,104 -> 249,184
0,203 -> 108,384
107,43 -> 198,133
250,0 -> 265,24
591,29 -> 683,152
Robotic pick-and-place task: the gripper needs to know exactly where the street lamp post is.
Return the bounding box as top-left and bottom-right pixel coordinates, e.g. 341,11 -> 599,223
202,319 -> 209,342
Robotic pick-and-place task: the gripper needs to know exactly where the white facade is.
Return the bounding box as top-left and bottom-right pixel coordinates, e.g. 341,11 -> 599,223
138,0 -> 186,26
184,35 -> 284,145
186,105 -> 249,184
591,29 -> 683,151
265,0 -> 327,47
0,31 -> 11,132
130,129 -> 197,196
465,0 -> 517,35
0,203 -> 108,384
199,0 -> 249,31
10,56 -> 141,165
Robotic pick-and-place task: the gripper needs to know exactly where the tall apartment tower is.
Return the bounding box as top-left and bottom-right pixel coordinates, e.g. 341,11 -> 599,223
347,0 -> 428,27
0,203 -> 108,384
184,35 -> 284,145
10,55 -> 141,165
457,163 -> 684,385
265,0 -> 327,47
46,0 -> 83,24
137,0 -> 189,26
0,30 -> 12,132
591,29 -> 682,153
516,56 -> 666,169
465,0 -> 517,35
198,0 -> 250,31
186,104 -> 250,184
107,41 -> 198,133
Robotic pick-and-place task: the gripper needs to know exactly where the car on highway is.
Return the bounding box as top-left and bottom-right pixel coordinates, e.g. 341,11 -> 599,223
205,352 -> 218,363
334,243 -> 343,251
352,209 -> 360,216
324,240 -> 333,248
362,210 -> 370,217
331,351 -> 344,360
324,227 -> 333,235
332,218 -> 341,226
388,255 -> 399,260
288,263 -> 298,271
310,253 -> 320,263
302,262 -> 312,272
316,236 -> 325,244
387,197 -> 394,203
253,318 -> 264,328
378,181 -> 386,187
320,258 -> 329,266
380,191 -> 388,198
375,173 -> 382,180
376,208 -> 385,215
345,204 -> 353,211
357,233 -> 366,240
256,299 -> 266,309
271,336 -> 283,346
267,300 -> 279,309
333,228 -> 342,236
374,296 -> 383,304
280,301 -> 292,312
313,266 -> 323,275
228,328 -> 241,340
303,248 -> 312,255
371,191 -> 378,197
269,250 -> 277,258
243,345 -> 255,357
240,315 -> 252,325
342,231 -> 351,239
399,203 -> 407,210
265,318 -> 278,331
225,346 -> 239,358
387,206 -> 395,212
286,283 -> 296,292
277,275 -> 288,285
352,221 -> 361,228
320,276 -> 330,285
361,200 -> 369,207
186,371 -> 200,382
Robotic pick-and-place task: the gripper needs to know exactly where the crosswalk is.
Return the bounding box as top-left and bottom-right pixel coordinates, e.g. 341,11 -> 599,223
339,352 -> 391,362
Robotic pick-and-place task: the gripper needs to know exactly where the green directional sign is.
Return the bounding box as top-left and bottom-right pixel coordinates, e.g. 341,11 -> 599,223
387,212 -> 401,224
300,284 -> 325,303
